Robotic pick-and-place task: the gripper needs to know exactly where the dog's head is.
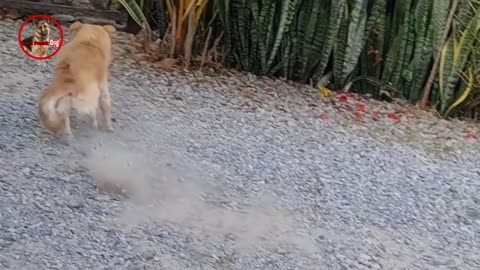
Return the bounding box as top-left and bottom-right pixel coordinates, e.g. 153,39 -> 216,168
69,21 -> 116,40
68,22 -> 116,55
33,18 -> 50,39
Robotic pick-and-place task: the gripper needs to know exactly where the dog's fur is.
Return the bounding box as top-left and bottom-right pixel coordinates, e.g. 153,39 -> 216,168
22,18 -> 51,58
38,21 -> 116,137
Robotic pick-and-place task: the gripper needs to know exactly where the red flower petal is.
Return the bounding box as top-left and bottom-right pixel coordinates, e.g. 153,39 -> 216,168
386,113 -> 400,121
319,114 -> 328,121
464,133 -> 477,140
356,104 -> 366,113
339,94 -> 348,102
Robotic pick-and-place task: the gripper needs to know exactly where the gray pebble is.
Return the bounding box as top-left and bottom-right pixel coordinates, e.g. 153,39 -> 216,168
0,18 -> 479,270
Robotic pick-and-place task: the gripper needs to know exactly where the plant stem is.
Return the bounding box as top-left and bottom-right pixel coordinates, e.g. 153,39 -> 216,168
418,0 -> 460,109
201,27 -> 213,68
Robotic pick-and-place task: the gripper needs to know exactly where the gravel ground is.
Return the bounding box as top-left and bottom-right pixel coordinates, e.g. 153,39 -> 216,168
1,19 -> 480,270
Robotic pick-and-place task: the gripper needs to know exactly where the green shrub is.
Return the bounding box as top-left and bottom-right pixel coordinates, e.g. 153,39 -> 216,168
121,0 -> 480,118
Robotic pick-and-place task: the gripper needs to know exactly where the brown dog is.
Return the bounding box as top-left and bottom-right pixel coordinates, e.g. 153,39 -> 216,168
38,21 -> 116,137
21,18 -> 51,58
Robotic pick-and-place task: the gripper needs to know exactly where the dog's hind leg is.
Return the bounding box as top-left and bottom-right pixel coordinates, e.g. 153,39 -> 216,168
54,96 -> 75,146
62,106 -> 73,137
99,78 -> 113,132
55,96 -> 73,136
88,111 -> 98,129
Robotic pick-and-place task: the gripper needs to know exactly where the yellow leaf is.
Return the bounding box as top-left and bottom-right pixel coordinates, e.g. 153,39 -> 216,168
181,0 -> 198,23
438,39 -> 449,101
195,0 -> 208,23
318,86 -> 331,98
444,67 -> 474,117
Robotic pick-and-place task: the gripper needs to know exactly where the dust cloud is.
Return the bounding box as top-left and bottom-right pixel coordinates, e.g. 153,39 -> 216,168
81,137 -> 320,255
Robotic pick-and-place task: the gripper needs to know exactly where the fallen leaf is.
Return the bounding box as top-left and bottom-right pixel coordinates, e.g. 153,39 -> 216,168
155,58 -> 177,69
318,86 -> 332,98
464,133 -> 477,140
131,52 -> 149,61
338,94 -> 348,103
386,113 -> 400,122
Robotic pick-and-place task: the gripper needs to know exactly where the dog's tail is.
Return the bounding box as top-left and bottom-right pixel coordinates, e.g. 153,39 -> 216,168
38,84 -> 73,134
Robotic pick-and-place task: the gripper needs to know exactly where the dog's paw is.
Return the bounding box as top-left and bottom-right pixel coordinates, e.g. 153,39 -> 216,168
59,135 -> 75,146
103,122 -> 114,133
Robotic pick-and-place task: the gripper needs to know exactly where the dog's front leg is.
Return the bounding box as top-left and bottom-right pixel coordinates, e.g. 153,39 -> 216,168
56,99 -> 74,146
99,78 -> 114,132
63,107 -> 73,137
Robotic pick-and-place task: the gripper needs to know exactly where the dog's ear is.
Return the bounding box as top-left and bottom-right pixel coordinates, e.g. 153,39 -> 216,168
102,25 -> 116,36
32,18 -> 40,26
69,21 -> 83,33
33,18 -> 48,26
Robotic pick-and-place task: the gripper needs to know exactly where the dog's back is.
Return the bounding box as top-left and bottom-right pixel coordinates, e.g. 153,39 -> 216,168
38,22 -> 116,136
